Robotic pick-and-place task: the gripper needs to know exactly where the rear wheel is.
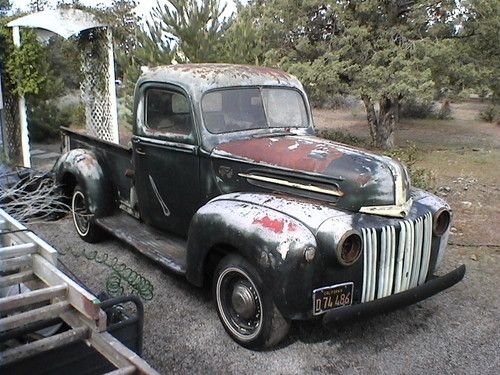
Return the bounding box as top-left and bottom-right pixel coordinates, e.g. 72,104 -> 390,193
71,185 -> 103,243
213,254 -> 290,349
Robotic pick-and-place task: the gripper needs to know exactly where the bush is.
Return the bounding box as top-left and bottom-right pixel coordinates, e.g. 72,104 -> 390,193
318,129 -> 370,148
410,167 -> 435,190
400,99 -> 435,119
27,99 -> 71,142
384,143 -> 435,191
69,104 -> 86,128
479,105 -> 499,123
316,95 -> 358,110
400,99 -> 454,120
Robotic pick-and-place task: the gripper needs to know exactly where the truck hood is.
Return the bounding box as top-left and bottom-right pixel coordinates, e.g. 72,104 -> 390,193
211,135 -> 411,215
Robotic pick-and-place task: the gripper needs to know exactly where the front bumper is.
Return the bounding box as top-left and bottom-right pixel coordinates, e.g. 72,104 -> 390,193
323,264 -> 466,325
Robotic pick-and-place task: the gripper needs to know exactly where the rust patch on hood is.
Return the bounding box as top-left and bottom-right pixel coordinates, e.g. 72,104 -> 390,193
215,137 -> 344,174
212,135 -> 400,211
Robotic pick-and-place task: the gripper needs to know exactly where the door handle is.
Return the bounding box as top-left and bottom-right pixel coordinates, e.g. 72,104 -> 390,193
136,147 -> 146,156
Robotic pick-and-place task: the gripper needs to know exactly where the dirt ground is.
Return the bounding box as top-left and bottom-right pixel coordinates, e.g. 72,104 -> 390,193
30,101 -> 499,374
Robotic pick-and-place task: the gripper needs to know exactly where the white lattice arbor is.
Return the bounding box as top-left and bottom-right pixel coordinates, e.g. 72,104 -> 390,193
7,9 -> 119,167
79,27 -> 119,143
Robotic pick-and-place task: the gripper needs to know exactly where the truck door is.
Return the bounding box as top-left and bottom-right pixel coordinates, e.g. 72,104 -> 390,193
132,85 -> 200,237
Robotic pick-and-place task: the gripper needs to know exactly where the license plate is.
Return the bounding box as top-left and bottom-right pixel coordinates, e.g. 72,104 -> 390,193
313,282 -> 353,315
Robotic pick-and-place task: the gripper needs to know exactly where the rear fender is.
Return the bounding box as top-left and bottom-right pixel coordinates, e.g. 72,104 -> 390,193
186,197 -> 317,308
53,149 -> 114,216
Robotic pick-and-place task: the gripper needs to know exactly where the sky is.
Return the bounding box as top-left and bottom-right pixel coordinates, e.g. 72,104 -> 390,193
10,0 -> 238,19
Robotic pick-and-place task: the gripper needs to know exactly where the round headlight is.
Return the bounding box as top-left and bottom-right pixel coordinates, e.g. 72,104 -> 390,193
433,208 -> 451,236
336,230 -> 362,266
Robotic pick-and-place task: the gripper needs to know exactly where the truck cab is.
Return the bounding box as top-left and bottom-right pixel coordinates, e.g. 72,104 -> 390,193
131,65 -> 315,236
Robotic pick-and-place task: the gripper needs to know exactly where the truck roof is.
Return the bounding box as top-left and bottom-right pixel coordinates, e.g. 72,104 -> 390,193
137,64 -> 304,96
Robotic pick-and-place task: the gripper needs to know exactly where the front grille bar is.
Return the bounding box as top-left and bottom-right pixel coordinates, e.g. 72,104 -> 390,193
361,212 -> 433,303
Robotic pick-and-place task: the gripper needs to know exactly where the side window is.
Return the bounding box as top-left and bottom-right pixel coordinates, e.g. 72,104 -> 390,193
144,88 -> 193,139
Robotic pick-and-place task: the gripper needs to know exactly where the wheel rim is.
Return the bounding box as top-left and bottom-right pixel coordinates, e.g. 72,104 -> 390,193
72,190 -> 90,237
216,267 -> 263,341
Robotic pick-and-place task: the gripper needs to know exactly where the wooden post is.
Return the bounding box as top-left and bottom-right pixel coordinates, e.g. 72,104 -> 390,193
106,27 -> 119,144
12,26 -> 31,168
0,72 -> 5,155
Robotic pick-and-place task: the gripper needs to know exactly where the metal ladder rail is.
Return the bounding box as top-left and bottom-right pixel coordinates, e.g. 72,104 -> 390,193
0,209 -> 159,375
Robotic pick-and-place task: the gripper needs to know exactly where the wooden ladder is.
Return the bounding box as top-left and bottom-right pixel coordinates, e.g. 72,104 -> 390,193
0,209 -> 159,375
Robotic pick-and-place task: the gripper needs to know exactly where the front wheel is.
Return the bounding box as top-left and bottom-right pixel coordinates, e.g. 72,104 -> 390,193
213,254 -> 290,349
71,185 -> 103,243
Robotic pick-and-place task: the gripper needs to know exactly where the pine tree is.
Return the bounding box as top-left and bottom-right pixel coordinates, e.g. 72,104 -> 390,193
0,0 -> 11,12
150,0 -> 226,63
462,0 -> 500,102
227,0 -> 468,149
29,0 -> 48,12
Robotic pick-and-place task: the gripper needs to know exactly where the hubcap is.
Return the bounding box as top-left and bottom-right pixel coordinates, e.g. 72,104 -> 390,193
216,267 -> 263,341
72,190 -> 90,236
231,282 -> 256,319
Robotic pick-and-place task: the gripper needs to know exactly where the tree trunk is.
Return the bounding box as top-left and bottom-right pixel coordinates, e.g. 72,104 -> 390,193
362,95 -> 377,143
438,99 -> 451,119
377,96 -> 398,149
362,95 -> 399,150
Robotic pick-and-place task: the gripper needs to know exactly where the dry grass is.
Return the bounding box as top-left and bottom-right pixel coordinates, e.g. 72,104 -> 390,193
314,100 -> 500,150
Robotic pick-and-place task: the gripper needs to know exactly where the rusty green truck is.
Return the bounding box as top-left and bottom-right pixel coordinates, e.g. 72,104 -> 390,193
53,64 -> 465,349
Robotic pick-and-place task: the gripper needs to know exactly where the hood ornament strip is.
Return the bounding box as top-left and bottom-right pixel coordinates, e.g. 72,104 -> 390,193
359,198 -> 413,218
239,173 -> 344,197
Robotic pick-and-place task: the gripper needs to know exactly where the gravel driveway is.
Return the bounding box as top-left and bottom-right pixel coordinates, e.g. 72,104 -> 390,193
31,217 -> 499,375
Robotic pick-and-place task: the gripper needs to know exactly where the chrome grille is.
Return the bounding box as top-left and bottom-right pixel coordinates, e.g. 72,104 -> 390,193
361,212 -> 432,303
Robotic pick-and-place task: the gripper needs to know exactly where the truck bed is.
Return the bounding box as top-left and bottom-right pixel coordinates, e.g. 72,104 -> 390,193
62,127 -> 134,206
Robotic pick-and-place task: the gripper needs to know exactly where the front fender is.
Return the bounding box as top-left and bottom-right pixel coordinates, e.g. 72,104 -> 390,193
53,149 -> 114,216
186,196 -> 317,318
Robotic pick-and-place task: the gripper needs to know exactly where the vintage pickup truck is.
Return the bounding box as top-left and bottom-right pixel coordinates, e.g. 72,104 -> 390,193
53,64 -> 465,349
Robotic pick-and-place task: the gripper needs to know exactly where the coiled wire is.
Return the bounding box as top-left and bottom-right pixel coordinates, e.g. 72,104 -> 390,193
59,247 -> 154,300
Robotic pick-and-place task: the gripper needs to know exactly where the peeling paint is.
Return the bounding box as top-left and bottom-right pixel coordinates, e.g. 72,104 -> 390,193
357,174 -> 371,188
64,150 -> 102,181
253,215 -> 285,234
276,238 -> 293,260
308,149 -> 328,160
213,192 -> 351,232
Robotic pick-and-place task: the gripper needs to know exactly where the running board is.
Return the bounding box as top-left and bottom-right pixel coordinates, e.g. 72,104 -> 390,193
96,213 -> 187,275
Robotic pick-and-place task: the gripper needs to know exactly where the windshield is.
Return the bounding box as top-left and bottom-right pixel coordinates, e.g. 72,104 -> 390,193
202,88 -> 309,134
